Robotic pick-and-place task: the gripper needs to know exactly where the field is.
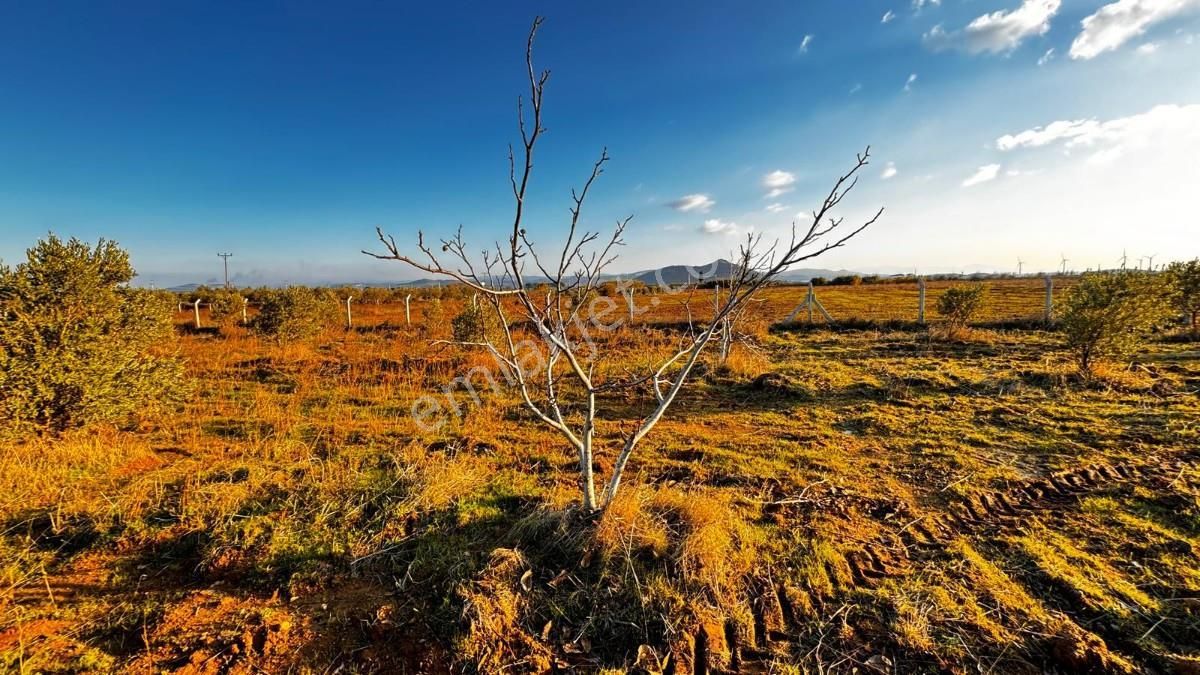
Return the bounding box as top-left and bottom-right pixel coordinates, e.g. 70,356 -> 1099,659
3,278 -> 1199,673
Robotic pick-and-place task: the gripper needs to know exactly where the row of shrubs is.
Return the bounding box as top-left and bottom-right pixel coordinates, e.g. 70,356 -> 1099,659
3,235 -> 1198,435
935,261 -> 1199,373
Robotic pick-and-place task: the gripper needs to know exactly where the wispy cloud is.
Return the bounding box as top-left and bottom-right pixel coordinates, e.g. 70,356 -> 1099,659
762,170 -> 797,198
1136,41 -> 1160,53
904,73 -> 918,91
850,82 -> 863,94
669,193 -> 715,213
798,34 -> 814,54
913,0 -> 941,11
701,218 -> 742,235
995,103 -> 1200,163
925,0 -> 1061,54
882,10 -> 897,23
765,203 -> 787,213
962,164 -> 1002,187
1038,47 -> 1056,64
1070,0 -> 1200,60
881,161 -> 899,179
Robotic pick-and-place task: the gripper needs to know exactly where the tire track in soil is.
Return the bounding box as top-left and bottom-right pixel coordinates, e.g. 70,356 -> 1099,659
665,453 -> 1196,674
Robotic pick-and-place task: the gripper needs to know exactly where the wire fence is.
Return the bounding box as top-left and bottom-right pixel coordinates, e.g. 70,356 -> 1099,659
174,277 -> 1080,330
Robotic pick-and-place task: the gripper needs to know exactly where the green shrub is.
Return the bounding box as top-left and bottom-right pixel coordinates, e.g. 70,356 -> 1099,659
452,302 -> 488,343
1059,271 -> 1172,374
205,288 -> 245,332
252,287 -> 337,341
936,284 -> 987,330
0,235 -> 188,434
1165,259 -> 1200,337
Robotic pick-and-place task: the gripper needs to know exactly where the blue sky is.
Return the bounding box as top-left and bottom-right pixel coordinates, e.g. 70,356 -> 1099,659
0,1 -> 1198,286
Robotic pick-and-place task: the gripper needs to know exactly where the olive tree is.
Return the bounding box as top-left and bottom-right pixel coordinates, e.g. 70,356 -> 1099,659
205,287 -> 246,333
252,286 -> 338,342
1059,270 -> 1172,374
1165,259 -> 1200,338
365,18 -> 882,511
936,284 -> 987,332
0,235 -> 188,434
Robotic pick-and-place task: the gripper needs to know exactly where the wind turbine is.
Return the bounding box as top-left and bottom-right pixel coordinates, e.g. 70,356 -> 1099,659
1146,253 -> 1157,271
1060,254 -> 1069,275
1119,249 -> 1128,270
1017,258 -> 1024,276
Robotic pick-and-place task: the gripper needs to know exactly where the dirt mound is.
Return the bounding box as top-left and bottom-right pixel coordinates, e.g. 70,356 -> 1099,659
125,591 -> 310,674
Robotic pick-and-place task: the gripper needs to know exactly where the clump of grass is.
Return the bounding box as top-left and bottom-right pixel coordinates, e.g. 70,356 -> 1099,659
594,486 -> 756,598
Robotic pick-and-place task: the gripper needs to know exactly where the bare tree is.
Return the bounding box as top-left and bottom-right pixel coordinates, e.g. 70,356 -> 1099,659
365,17 -> 882,512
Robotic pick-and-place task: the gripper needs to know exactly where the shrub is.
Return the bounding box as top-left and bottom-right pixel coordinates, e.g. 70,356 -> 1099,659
452,302 -> 488,343
205,288 -> 245,332
252,287 -> 337,341
0,235 -> 188,434
936,284 -> 987,330
1165,259 -> 1200,337
1059,271 -> 1172,374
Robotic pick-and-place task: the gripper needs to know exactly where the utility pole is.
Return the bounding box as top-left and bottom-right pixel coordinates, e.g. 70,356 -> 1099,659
217,252 -> 234,289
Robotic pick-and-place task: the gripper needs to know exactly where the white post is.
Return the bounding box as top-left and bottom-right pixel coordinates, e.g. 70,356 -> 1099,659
1044,275 -> 1054,324
405,294 -> 412,325
807,281 -> 815,323
624,289 -> 635,322
345,296 -> 354,329
192,299 -> 202,329
918,278 -> 926,325
241,297 -> 248,324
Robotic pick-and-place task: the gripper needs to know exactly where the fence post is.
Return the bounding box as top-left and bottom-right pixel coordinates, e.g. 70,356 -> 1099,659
624,288 -> 635,322
918,278 -> 926,325
807,282 -> 815,323
192,298 -> 202,329
1044,275 -> 1054,324
345,296 -> 354,329
405,294 -> 412,325
241,297 -> 248,324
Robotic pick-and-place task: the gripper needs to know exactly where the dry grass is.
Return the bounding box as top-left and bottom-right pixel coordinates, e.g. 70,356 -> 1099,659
2,278 -> 1198,673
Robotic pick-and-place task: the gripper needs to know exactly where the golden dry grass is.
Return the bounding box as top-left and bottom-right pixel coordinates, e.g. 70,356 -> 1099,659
2,278 -> 1198,673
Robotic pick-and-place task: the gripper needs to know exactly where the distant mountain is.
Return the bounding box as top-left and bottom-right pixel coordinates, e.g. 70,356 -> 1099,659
775,267 -> 859,282
627,259 -> 740,286
624,260 -> 858,286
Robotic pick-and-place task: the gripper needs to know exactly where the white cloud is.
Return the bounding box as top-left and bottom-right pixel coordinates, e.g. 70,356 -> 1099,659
997,119 -> 1098,150
925,0 -> 1062,54
881,162 -> 899,179
1136,40 -> 1161,52
913,0 -> 941,11
962,164 -> 1002,187
701,218 -> 741,235
762,170 -> 797,198
850,82 -> 863,94
1038,47 -> 1056,64
882,10 -> 897,23
765,203 -> 787,213
904,73 -> 918,91
1070,0 -> 1200,60
798,34 -> 814,53
795,211 -> 814,221
995,103 -> 1200,163
669,193 -> 715,213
